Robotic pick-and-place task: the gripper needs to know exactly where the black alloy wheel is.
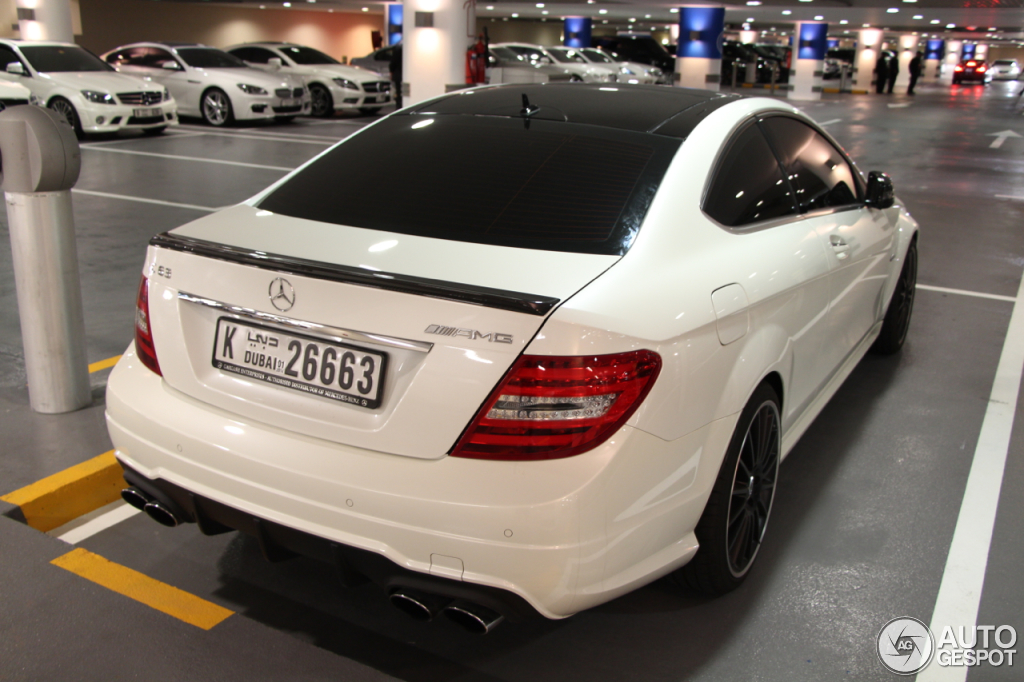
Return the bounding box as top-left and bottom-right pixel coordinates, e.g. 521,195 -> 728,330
871,240 -> 917,355
675,383 -> 781,596
309,84 -> 333,117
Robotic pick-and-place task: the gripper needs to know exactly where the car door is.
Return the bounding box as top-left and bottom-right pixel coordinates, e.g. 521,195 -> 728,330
702,120 -> 833,426
760,115 -> 896,374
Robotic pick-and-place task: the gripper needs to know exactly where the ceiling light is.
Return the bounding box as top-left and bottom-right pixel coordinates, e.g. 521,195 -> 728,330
863,23 -> 870,27
541,10 -> 548,14
282,2 -> 290,6
511,12 -> 518,17
814,15 -> 823,20
602,18 -> 608,23
913,15 -> 922,19
645,14 -> 651,18
946,23 -> 954,28
629,17 -> 636,22
887,8 -> 898,13
840,19 -> 848,24
747,17 -> 754,22
536,2 -> 544,6
485,4 -> 493,8
746,1 -> 761,5
599,8 -> 607,14
988,27 -> 997,31
782,10 -> 792,15
930,19 -> 939,24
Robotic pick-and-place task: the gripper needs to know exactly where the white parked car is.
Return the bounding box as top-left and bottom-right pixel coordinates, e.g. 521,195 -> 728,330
577,46 -> 665,84
492,43 -> 615,83
488,46 -> 576,83
985,59 -> 1021,82
108,84 -> 918,633
0,40 -> 176,135
0,79 -> 32,109
100,42 -> 309,126
226,43 -> 391,117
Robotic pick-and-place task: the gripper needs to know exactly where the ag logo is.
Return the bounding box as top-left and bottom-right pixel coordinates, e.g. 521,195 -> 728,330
877,617 -> 935,675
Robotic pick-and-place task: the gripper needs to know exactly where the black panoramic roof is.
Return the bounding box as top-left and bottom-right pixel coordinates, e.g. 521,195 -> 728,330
407,83 -> 741,140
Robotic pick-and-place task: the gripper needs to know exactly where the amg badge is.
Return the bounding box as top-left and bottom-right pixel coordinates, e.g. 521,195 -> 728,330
425,324 -> 513,344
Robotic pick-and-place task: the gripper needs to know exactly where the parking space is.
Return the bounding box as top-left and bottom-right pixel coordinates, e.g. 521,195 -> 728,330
2,87 -> 1023,681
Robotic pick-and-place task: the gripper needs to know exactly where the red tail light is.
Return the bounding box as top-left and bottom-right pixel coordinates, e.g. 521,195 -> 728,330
977,66 -> 986,72
135,275 -> 162,376
954,65 -> 964,72
966,61 -> 976,67
451,350 -> 661,461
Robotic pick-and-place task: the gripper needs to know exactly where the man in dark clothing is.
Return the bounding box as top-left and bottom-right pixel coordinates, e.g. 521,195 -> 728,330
908,52 -> 923,95
389,43 -> 403,109
874,52 -> 888,94
886,51 -> 899,94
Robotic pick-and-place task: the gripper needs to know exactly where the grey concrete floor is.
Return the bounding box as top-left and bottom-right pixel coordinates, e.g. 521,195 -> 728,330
1,83 -> 1023,680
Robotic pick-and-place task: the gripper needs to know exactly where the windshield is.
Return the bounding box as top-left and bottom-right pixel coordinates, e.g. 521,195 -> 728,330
177,48 -> 247,69
993,60 -> 1015,66
19,46 -> 113,73
581,49 -> 615,64
280,46 -> 339,65
550,49 -> 588,64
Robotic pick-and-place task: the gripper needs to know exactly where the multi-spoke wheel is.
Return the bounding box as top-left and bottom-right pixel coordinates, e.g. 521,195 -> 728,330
48,97 -> 81,136
675,383 -> 781,595
309,84 -> 333,117
201,88 -> 233,127
871,240 -> 917,355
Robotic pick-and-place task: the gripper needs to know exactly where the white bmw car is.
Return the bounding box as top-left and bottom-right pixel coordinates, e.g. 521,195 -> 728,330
101,42 -> 309,126
578,46 -> 666,84
492,43 -> 616,83
0,39 -> 176,135
226,43 -> 391,117
107,84 -> 918,633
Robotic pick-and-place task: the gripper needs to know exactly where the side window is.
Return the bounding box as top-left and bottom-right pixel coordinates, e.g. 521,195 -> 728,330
147,48 -> 181,70
231,47 -> 275,64
703,122 -> 798,228
760,116 -> 860,212
0,46 -> 23,71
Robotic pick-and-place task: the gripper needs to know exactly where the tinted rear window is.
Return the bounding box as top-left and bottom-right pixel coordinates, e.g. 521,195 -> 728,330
258,114 -> 680,255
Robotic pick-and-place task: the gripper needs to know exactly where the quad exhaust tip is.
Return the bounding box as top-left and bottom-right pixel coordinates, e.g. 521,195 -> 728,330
388,589 -> 451,621
143,501 -> 181,527
120,487 -> 151,511
443,600 -> 505,635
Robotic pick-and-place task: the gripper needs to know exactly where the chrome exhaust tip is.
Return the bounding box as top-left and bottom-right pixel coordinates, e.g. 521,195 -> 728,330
120,487 -> 151,511
388,589 -> 452,622
143,501 -> 181,528
443,600 -> 505,635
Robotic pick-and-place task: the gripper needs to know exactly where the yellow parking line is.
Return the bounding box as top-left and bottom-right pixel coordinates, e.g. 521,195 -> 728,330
88,355 -> 121,373
52,548 -> 234,630
1,451 -> 125,532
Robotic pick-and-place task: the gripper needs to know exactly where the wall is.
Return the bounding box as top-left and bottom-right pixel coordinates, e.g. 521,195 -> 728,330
987,46 -> 1024,64
77,0 -> 381,63
476,19 -> 562,46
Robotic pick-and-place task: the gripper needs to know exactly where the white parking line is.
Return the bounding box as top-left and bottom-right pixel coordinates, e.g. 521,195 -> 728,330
81,146 -> 293,171
917,284 -> 1017,303
81,132 -> 206,147
73,188 -> 220,212
994,194 -> 1024,201
55,502 -> 142,545
174,125 -> 341,144
917,271 -> 1024,682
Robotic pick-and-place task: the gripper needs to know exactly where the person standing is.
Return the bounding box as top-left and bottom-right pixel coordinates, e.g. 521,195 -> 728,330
885,51 -> 899,94
908,52 -> 923,95
874,52 -> 888,94
389,43 -> 403,110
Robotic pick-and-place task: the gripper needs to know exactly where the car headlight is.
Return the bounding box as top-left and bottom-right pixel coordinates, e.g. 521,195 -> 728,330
332,78 -> 358,90
650,67 -> 663,77
237,83 -> 268,95
81,90 -> 115,105
619,66 -> 635,75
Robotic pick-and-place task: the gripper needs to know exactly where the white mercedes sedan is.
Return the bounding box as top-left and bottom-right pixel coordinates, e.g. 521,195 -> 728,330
491,43 -> 616,83
108,84 -> 918,634
226,43 -> 391,117
0,40 -> 176,135
101,42 -> 310,126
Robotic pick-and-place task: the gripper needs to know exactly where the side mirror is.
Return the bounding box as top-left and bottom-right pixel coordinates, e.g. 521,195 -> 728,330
6,62 -> 25,76
865,171 -> 895,209
161,61 -> 181,71
267,58 -> 283,70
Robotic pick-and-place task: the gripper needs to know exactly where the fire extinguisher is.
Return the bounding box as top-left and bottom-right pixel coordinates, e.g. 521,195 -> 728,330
466,34 -> 487,84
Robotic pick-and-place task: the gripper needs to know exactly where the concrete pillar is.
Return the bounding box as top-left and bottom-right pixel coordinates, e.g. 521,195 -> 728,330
854,29 -> 882,93
789,21 -> 827,101
564,17 -> 592,48
924,39 -> 944,80
403,0 -> 474,106
386,4 -> 403,47
16,0 -> 73,42
894,34 -> 919,90
675,7 -> 724,91
941,40 -> 962,84
975,43 -> 988,61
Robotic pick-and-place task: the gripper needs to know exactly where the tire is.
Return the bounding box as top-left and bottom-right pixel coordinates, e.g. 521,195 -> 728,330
309,84 -> 333,117
48,97 -> 81,136
871,240 -> 917,355
675,383 -> 781,596
201,88 -> 233,127
142,126 -> 167,136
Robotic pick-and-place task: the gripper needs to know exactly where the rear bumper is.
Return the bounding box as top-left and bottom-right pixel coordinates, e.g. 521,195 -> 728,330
107,343 -> 733,619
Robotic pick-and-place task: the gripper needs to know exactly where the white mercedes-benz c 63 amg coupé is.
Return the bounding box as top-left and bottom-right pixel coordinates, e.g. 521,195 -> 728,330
107,83 -> 918,634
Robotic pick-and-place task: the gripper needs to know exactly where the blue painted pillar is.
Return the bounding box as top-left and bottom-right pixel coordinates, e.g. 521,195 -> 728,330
563,17 -> 592,48
925,39 -> 944,80
675,7 -> 724,90
789,21 -> 828,101
387,4 -> 403,46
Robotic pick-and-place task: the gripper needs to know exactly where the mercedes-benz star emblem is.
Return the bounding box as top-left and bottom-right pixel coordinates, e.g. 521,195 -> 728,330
268,277 -> 296,312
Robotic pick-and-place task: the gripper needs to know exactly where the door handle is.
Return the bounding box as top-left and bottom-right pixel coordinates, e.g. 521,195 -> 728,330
830,234 -> 850,259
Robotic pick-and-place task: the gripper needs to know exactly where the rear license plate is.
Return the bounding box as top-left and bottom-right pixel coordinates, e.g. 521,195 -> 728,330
133,107 -> 161,118
212,317 -> 386,409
